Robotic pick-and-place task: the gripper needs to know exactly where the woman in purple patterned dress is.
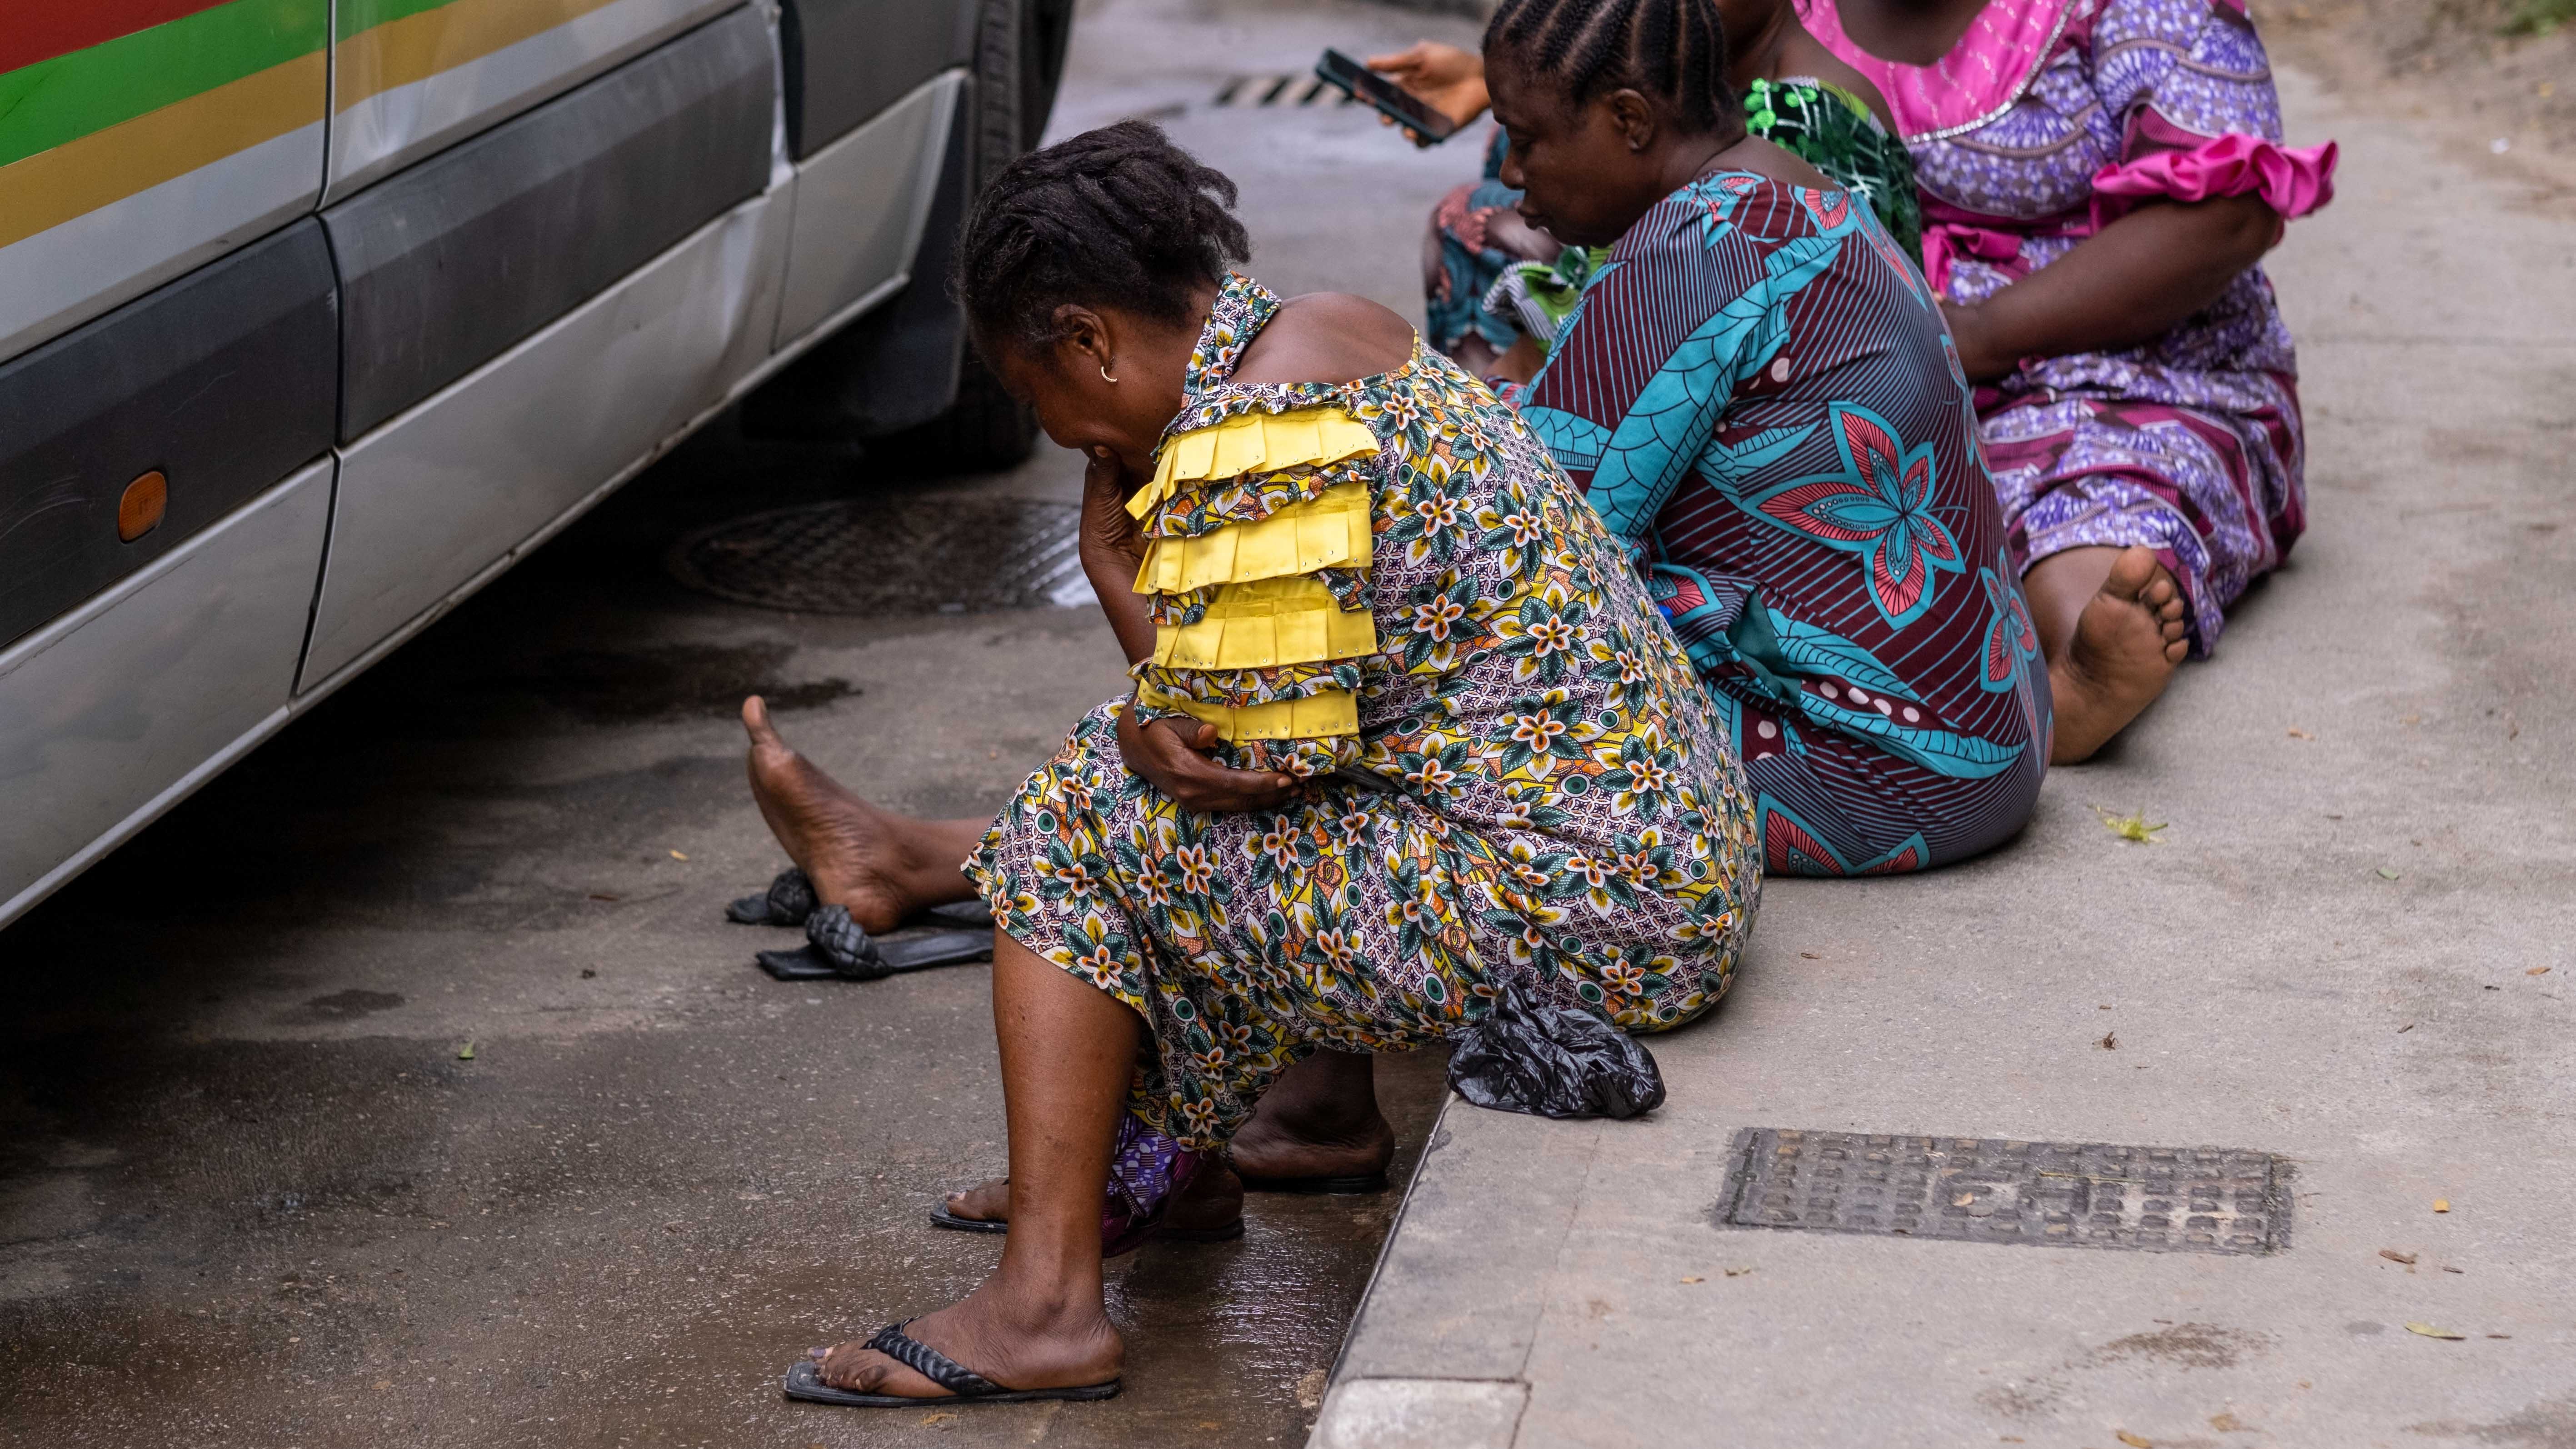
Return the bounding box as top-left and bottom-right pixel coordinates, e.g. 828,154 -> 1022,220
1805,0 -> 2336,760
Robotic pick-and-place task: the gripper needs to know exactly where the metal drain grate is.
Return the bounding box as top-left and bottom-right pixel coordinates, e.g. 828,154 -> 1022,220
667,496 -> 1093,616
1716,1129 -> 2293,1256
1211,73 -> 1361,108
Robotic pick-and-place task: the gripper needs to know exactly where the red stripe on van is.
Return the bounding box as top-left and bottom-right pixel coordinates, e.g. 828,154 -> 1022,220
0,0 -> 238,76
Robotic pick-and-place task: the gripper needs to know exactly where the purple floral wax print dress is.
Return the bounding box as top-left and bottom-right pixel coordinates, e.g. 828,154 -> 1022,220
1518,173 -> 2049,878
1805,0 -> 2337,653
968,274 -> 1759,1151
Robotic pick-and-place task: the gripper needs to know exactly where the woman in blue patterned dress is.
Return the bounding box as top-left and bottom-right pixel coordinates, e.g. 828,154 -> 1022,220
764,121 -> 1756,1408
1483,0 -> 2051,875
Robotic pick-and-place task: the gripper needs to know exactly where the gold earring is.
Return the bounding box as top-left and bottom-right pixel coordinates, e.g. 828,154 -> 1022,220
1099,361 -> 1118,384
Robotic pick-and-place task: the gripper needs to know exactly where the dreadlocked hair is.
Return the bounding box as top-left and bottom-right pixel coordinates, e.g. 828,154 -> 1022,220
954,120 -> 1252,355
1486,0 -> 1736,135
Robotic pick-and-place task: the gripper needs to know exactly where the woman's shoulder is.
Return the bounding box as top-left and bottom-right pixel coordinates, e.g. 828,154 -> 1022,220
1231,292 -> 1415,388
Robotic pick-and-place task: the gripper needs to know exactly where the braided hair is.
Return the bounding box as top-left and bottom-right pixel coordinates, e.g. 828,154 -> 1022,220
955,120 -> 1251,355
1485,0 -> 1735,135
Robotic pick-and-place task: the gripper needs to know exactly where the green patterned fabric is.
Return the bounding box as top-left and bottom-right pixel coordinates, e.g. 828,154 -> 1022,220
1745,77 -> 1924,260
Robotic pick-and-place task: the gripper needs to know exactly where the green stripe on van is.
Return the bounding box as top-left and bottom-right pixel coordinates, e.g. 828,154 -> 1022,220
336,0 -> 470,38
0,0 -> 326,170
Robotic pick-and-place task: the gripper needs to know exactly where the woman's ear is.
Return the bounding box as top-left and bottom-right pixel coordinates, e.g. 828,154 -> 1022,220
1053,304 -> 1114,375
1606,88 -> 1657,153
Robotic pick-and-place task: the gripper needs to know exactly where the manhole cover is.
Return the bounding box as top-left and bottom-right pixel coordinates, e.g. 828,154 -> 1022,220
1716,1129 -> 2293,1256
667,496 -> 1093,615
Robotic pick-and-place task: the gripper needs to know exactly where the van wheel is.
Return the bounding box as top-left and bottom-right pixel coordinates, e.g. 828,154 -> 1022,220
864,351 -> 1036,474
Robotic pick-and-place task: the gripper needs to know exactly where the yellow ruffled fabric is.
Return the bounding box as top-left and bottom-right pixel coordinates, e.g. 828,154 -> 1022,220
1133,480 -> 1372,594
1127,407 -> 1380,520
1136,682 -> 1360,742
1151,575 -> 1379,670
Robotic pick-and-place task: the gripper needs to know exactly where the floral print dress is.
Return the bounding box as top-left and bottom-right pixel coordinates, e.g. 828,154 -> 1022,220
968,274 -> 1760,1150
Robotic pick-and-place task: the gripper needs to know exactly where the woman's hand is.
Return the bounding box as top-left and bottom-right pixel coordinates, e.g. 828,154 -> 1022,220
1116,707 -> 1299,814
1364,40 -> 1489,132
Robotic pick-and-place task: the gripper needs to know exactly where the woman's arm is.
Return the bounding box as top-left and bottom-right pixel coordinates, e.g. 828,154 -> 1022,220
1942,193 -> 2279,382
1083,447 -> 1301,812
1079,448 -> 1157,666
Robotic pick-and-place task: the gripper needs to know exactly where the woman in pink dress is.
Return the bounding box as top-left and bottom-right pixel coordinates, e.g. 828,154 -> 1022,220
1803,0 -> 2335,760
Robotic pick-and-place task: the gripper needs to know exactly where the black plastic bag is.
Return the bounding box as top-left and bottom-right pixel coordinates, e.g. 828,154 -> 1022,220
1446,978 -> 1666,1120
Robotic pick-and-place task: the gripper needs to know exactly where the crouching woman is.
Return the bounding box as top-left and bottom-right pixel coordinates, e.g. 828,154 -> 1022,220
782,120 -> 1758,1407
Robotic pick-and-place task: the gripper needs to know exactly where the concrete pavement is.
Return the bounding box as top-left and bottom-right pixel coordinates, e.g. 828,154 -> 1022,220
1314,53 -> 2576,1449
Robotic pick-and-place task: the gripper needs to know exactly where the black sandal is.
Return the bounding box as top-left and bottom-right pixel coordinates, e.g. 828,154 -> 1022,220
782,1320 -> 1120,1407
756,904 -> 992,981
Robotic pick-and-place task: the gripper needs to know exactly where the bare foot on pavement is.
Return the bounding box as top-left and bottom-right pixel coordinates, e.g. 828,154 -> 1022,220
2047,547 -> 2189,764
743,695 -> 933,934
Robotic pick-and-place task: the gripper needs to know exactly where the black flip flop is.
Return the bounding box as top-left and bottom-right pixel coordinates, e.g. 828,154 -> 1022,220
1238,1171 -> 1389,1195
730,869 -> 996,933
924,1204 -> 1245,1245
727,868 -> 819,926
756,904 -> 991,982
782,1321 -> 1119,1407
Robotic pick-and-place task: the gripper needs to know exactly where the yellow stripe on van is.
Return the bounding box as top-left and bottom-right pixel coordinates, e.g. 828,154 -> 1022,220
336,0 -> 628,110
0,49 -> 324,250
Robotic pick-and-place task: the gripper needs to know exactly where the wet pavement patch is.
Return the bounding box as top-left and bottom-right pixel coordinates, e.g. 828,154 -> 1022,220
512,642 -> 854,721
1716,1129 -> 2294,1255
668,496 -> 1092,615
270,989 -> 406,1025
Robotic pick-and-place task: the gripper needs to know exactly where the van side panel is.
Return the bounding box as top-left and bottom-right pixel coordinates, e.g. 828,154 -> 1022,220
326,0 -> 738,199
774,71 -> 961,347
0,460 -> 334,922
778,0 -> 970,157
0,220 -> 337,651
325,5 -> 772,441
302,192 -> 791,689
0,0 -> 328,362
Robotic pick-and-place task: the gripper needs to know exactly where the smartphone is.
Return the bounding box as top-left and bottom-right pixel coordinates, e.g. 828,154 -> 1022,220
1314,48 -> 1460,147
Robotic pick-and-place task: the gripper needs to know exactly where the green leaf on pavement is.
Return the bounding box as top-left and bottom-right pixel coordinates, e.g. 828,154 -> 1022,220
456,1042 -> 476,1061
2404,1322 -> 2465,1340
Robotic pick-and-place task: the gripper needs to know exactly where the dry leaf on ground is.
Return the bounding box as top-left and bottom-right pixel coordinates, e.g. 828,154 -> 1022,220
2528,966 -> 2551,975
2118,1432 -> 2154,1448
2404,1322 -> 2466,1340
668,849 -> 688,860
2380,1249 -> 2418,1264
2286,727 -> 2313,739
2434,1198 -> 2451,1212
2098,1031 -> 2118,1050
2376,867 -> 2401,879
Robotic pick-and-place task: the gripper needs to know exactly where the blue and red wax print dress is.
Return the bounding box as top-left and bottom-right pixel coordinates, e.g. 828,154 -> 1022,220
1518,172 -> 2049,875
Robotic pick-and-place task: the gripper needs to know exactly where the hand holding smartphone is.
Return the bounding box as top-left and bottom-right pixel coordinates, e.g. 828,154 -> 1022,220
1314,48 -> 1462,147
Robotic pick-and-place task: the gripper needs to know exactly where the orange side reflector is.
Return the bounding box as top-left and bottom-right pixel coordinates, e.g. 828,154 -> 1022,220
118,470 -> 166,542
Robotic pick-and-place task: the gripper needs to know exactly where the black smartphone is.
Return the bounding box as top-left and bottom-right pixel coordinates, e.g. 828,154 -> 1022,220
1314,48 -> 1461,147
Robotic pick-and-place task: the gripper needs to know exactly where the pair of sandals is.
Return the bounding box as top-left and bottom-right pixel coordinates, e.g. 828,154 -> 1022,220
726,868 -> 993,980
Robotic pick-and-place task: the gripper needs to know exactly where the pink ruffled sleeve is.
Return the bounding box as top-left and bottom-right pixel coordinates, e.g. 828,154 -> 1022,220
2089,131 -> 2339,230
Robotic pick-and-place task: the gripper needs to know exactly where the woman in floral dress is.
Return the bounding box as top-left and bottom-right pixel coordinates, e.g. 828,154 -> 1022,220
773,120 -> 1756,1409
1803,0 -> 2336,759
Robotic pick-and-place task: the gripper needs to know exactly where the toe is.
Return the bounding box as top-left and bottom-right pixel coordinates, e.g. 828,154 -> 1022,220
819,1344 -> 946,1398
2098,546 -> 2160,602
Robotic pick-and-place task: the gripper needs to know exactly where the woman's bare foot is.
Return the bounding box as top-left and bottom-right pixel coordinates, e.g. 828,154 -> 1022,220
2032,547 -> 2190,764
740,696 -> 983,932
1227,1050 -> 1395,1184
944,1163 -> 1246,1234
812,1278 -> 1122,1398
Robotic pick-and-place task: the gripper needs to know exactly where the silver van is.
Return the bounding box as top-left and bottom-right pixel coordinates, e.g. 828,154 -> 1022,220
0,0 -> 1073,927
